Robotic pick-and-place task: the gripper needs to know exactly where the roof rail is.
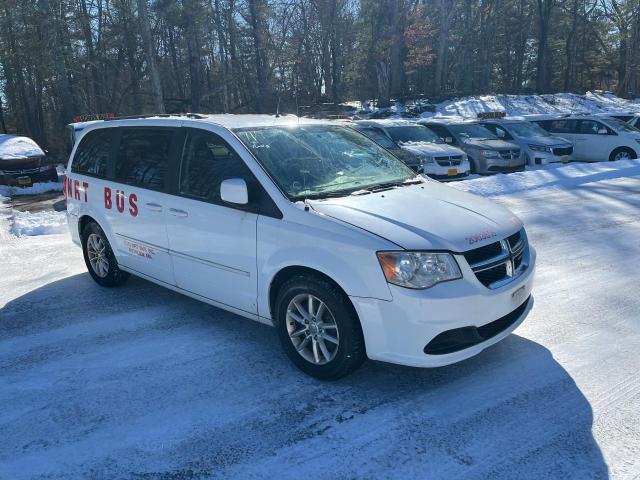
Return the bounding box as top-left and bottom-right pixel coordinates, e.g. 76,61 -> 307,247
107,113 -> 208,121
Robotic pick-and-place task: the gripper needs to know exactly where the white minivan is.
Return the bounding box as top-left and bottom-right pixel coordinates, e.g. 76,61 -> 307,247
532,114 -> 640,162
65,114 -> 536,379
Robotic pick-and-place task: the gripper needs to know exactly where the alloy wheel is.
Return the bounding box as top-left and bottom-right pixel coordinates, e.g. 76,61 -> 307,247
87,233 -> 109,278
286,293 -> 340,365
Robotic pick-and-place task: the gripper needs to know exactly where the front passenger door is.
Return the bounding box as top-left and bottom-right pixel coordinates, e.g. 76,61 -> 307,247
165,128 -> 259,314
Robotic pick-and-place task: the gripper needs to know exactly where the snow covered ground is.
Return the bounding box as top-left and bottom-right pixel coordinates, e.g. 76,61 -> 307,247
1,161 -> 640,479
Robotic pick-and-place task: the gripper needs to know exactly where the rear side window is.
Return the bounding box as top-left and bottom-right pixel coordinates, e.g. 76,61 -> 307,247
179,130 -> 254,203
424,124 -> 451,141
71,129 -> 113,177
539,120 -> 577,134
114,128 -> 174,191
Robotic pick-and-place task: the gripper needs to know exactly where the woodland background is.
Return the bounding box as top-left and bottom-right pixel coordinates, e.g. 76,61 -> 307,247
1,0 -> 640,154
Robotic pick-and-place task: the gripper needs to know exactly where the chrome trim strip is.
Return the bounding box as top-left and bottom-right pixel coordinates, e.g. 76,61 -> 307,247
115,233 -> 250,277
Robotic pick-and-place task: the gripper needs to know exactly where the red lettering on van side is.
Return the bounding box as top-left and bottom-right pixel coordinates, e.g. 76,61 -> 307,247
74,180 -> 80,200
115,190 -> 125,213
82,182 -> 89,202
129,193 -> 138,217
104,187 -> 112,209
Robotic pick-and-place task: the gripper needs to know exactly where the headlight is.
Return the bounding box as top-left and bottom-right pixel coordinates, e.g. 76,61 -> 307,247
480,149 -> 501,158
421,156 -> 435,164
39,164 -> 54,172
528,144 -> 552,153
377,251 -> 462,289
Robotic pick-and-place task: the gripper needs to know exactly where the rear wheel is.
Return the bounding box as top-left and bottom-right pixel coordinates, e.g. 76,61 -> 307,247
81,222 -> 129,287
274,274 -> 366,380
609,147 -> 636,162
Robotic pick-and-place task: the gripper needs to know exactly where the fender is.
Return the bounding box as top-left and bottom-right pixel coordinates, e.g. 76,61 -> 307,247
256,214 -> 396,319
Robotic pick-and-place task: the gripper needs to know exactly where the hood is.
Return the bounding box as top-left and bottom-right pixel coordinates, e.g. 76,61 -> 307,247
309,181 -> 522,251
515,134 -> 571,147
462,138 -> 518,150
398,141 -> 465,158
0,135 -> 45,160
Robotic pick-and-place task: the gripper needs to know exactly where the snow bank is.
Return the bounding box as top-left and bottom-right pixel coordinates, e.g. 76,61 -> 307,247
0,181 -> 63,198
10,210 -> 67,236
449,158 -> 640,197
0,135 -> 45,159
431,92 -> 640,120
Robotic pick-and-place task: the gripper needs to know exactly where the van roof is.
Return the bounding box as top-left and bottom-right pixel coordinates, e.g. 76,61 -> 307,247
69,113 -> 327,131
355,119 -> 421,128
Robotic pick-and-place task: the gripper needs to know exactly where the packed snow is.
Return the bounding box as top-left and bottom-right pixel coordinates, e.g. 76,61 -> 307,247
0,134 -> 45,159
0,181 -> 63,198
10,209 -> 67,236
1,160 -> 639,479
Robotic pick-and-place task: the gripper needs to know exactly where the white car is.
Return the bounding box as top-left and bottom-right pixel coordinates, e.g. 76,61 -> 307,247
531,114 -> 640,162
478,119 -> 574,166
356,119 -> 471,181
65,114 -> 535,379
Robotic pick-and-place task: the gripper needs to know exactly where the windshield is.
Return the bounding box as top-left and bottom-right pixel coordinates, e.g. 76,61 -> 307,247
386,125 -> 443,144
449,124 -> 497,140
234,125 -> 416,200
604,117 -> 640,133
354,126 -> 399,150
506,121 -> 551,137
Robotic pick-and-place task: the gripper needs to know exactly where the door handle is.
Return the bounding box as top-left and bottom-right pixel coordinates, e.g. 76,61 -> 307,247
169,208 -> 188,218
145,202 -> 163,212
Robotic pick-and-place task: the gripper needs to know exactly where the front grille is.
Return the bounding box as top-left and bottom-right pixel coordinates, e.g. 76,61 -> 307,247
552,146 -> 573,156
499,149 -> 521,160
462,228 -> 529,289
2,167 -> 40,175
435,155 -> 463,167
463,241 -> 502,265
475,264 -> 507,286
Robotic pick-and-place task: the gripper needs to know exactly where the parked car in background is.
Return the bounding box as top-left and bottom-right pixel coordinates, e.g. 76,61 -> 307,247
65,114 -> 535,379
596,112 -> 640,130
348,121 -> 425,173
419,119 -> 524,174
531,114 -> 640,162
355,120 -> 470,181
478,118 -> 574,166
0,134 -> 57,186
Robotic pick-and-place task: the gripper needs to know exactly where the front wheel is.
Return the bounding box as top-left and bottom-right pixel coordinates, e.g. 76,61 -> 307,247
81,222 -> 129,287
609,147 -> 636,162
274,275 -> 366,380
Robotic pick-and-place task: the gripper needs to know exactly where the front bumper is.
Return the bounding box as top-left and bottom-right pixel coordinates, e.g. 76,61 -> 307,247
423,161 -> 471,181
525,149 -> 573,166
350,247 -> 536,368
0,168 -> 58,186
476,156 -> 525,174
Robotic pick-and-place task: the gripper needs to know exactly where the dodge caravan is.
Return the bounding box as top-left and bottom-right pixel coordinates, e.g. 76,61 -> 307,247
419,119 -> 525,174
354,120 -> 471,181
65,114 -> 536,379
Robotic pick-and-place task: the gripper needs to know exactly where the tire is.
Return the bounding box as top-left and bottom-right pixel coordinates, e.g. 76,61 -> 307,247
468,157 -> 478,174
274,274 -> 366,380
609,147 -> 636,162
81,222 -> 130,287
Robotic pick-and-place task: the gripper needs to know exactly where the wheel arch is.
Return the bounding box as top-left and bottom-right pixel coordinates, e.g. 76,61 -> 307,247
78,214 -> 99,239
609,146 -> 637,162
268,265 -> 359,323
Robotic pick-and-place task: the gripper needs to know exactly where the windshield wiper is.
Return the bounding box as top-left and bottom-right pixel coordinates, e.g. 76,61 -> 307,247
366,178 -> 422,192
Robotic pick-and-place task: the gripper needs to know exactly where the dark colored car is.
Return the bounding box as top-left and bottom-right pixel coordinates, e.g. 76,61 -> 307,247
0,135 -> 57,186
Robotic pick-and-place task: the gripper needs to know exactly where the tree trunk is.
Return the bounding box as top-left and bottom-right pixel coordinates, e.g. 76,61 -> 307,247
137,0 -> 165,113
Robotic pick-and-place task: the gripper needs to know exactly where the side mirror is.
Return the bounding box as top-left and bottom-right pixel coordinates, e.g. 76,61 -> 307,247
220,178 -> 248,205
444,137 -> 453,143
597,128 -> 608,135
